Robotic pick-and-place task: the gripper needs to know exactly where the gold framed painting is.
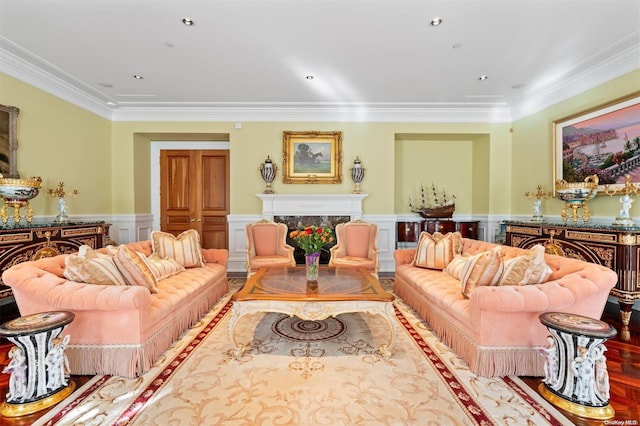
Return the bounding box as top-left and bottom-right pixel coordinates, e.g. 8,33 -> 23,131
553,91 -> 640,193
282,131 -> 342,184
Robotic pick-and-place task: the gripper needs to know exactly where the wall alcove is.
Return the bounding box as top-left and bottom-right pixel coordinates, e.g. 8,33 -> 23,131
393,133 -> 491,216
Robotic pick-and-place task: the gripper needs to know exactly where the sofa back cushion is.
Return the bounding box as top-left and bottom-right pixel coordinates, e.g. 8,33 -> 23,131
412,231 -> 462,269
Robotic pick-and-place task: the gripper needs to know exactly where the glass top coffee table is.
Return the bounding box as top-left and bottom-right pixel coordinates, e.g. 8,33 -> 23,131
230,266 -> 396,357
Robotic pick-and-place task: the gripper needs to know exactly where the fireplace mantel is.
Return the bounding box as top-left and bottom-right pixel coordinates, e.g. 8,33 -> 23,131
257,194 -> 368,220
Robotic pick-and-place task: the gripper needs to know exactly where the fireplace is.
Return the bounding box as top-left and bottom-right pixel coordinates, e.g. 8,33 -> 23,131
257,194 -> 368,264
275,215 -> 349,264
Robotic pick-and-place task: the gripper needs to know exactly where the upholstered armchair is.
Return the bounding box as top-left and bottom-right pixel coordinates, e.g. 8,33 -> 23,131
245,221 -> 296,277
329,221 -> 379,278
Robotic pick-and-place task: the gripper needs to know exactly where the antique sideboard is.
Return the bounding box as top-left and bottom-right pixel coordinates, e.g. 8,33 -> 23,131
0,221 -> 107,322
505,220 -> 640,327
397,219 -> 479,246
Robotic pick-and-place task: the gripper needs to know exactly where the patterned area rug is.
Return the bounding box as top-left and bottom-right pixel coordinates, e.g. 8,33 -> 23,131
36,279 -> 572,426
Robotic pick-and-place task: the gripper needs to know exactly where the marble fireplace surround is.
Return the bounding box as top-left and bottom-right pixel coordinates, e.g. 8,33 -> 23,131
228,193 -> 401,274
259,194 -> 368,264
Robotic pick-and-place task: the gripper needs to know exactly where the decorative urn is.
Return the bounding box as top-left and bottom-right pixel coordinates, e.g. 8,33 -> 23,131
259,156 -> 277,194
0,174 -> 43,224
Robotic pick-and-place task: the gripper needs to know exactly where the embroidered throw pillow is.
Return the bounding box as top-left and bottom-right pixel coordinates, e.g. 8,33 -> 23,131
412,231 -> 463,270
498,244 -> 552,286
151,229 -> 205,268
113,245 -> 158,293
460,246 -> 504,298
64,245 -> 127,286
146,253 -> 186,281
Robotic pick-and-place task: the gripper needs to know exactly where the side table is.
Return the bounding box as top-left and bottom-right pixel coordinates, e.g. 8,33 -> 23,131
0,311 -> 75,417
538,311 -> 617,420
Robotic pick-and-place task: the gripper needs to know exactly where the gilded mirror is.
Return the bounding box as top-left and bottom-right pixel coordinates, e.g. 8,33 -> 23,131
0,104 -> 19,178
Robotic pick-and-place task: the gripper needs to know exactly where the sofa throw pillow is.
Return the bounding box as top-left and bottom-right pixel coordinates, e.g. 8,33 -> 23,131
443,254 -> 469,280
146,253 -> 186,281
113,245 -> 159,293
151,229 -> 205,268
64,245 -> 128,286
460,246 -> 504,298
498,244 -> 553,286
412,231 -> 463,270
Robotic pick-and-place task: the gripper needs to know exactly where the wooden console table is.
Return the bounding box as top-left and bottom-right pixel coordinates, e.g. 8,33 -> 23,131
397,219 -> 479,245
0,221 -> 107,322
505,220 -> 640,326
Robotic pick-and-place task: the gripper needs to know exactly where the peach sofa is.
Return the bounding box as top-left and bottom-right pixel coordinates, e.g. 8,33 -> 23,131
394,238 -> 617,377
2,240 -> 228,378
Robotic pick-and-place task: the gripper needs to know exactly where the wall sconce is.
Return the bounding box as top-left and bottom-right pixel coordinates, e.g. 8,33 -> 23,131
259,156 -> 277,194
350,156 -> 365,194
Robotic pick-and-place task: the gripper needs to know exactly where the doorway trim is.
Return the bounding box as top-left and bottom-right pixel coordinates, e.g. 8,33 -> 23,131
150,141 -> 230,231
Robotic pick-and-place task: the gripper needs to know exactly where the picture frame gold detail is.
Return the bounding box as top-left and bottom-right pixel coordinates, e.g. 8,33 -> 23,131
282,131 -> 342,184
553,91 -> 640,194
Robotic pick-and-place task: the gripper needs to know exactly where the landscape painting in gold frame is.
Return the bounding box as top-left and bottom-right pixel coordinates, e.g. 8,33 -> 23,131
553,91 -> 640,193
282,131 -> 342,184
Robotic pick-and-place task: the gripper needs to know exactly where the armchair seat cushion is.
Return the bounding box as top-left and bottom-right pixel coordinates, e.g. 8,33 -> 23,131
249,256 -> 296,270
330,257 -> 376,270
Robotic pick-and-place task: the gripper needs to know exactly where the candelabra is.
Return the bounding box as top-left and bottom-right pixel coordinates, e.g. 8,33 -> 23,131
259,156 -> 277,194
48,182 -> 79,222
350,156 -> 365,194
524,185 -> 553,222
604,174 -> 640,226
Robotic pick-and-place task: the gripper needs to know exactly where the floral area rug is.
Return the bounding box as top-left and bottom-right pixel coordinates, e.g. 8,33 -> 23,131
36,279 -> 572,426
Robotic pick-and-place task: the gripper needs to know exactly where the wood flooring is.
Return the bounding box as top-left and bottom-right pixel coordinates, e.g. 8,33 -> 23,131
0,301 -> 639,425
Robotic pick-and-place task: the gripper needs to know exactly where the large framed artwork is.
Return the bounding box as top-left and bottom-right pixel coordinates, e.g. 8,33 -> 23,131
553,92 -> 640,192
282,131 -> 342,184
0,104 -> 20,178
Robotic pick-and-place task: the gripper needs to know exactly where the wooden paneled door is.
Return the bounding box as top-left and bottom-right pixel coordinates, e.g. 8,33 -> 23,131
160,150 -> 229,249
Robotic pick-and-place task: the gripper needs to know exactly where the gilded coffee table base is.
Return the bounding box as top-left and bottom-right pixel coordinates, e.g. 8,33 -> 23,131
229,300 -> 397,358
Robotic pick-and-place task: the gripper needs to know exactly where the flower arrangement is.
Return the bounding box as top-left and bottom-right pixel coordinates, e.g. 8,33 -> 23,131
289,225 -> 334,255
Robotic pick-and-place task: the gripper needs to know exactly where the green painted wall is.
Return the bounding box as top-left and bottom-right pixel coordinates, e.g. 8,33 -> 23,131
2,69 -> 638,220
0,73 -> 111,217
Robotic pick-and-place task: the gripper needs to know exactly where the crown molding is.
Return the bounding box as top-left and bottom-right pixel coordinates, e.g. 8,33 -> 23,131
109,103 -> 512,123
1,35 -> 638,124
510,36 -> 640,120
0,37 -> 114,120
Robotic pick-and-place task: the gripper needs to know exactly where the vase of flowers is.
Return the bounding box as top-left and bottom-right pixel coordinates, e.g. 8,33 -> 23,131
289,225 -> 334,281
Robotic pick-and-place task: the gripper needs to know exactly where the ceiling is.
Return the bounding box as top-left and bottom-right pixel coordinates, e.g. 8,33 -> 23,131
0,0 -> 639,122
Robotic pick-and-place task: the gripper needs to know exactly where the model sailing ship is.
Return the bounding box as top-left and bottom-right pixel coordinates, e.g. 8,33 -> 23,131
409,183 -> 456,218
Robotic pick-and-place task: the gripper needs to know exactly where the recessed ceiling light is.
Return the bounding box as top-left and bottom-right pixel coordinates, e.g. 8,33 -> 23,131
182,17 -> 194,26
430,17 -> 443,26
478,75 -> 488,81
133,74 -> 144,79
305,75 -> 314,80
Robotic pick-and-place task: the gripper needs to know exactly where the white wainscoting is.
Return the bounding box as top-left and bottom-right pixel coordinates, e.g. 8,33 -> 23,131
227,214 -> 398,274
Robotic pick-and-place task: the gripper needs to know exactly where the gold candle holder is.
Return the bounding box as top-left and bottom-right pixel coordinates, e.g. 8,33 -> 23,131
525,185 -> 553,222
47,182 -> 79,223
